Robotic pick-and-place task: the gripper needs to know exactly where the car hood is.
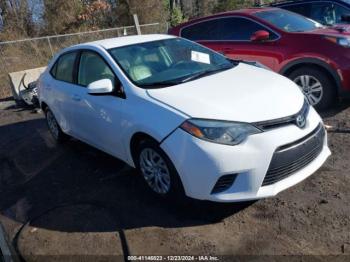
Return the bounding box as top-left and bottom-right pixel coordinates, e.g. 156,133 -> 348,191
146,63 -> 305,123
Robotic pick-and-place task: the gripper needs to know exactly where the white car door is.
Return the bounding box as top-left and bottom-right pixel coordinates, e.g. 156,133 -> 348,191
70,50 -> 126,159
47,51 -> 79,135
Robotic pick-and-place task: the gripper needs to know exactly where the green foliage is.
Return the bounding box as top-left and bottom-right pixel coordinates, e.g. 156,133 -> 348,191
214,0 -> 253,12
214,0 -> 276,12
170,5 -> 186,27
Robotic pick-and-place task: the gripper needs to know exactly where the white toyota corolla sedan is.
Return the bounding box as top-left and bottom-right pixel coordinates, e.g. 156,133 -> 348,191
38,34 -> 331,202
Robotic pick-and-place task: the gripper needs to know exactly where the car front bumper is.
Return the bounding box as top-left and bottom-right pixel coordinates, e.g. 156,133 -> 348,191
161,107 -> 331,202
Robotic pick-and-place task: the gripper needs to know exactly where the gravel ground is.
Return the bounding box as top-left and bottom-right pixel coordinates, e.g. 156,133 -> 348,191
0,100 -> 349,261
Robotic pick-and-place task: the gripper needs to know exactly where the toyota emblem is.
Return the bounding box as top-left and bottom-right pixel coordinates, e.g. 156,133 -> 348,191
296,115 -> 306,128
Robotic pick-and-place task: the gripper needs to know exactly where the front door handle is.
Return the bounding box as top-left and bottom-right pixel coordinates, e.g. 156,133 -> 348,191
72,94 -> 81,101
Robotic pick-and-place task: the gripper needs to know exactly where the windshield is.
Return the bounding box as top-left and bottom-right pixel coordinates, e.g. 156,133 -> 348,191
109,38 -> 235,88
255,9 -> 323,32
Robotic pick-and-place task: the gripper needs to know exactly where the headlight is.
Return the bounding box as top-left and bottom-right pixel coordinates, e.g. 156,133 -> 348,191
180,119 -> 262,146
325,36 -> 350,47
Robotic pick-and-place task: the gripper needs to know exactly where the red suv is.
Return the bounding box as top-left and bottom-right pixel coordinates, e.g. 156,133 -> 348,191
169,8 -> 350,109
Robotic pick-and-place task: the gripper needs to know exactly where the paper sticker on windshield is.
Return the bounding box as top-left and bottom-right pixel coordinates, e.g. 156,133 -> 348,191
191,51 -> 210,64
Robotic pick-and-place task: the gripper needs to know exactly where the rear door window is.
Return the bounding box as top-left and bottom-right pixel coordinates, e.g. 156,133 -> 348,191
181,17 -> 278,41
53,52 -> 78,83
181,19 -> 223,40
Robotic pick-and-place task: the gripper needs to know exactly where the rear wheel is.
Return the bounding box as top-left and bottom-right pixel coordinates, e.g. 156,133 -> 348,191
134,139 -> 185,200
45,108 -> 68,142
288,67 -> 336,110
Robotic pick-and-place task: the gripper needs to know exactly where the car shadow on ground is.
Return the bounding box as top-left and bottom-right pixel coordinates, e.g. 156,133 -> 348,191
0,117 -> 253,234
320,98 -> 350,118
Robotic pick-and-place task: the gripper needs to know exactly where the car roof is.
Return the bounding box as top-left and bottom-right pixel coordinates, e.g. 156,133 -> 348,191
234,7 -> 279,14
73,34 -> 176,50
271,0 -> 350,7
206,7 -> 278,16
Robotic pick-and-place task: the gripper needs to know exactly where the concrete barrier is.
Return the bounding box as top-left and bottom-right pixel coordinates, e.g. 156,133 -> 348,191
8,67 -> 46,102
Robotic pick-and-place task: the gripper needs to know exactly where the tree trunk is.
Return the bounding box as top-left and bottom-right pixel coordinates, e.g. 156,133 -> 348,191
0,8 -> 3,30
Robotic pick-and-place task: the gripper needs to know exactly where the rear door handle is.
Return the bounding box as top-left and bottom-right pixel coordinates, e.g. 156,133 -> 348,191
72,94 -> 81,101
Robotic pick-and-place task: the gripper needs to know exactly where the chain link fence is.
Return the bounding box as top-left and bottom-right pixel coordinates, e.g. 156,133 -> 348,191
0,22 -> 168,100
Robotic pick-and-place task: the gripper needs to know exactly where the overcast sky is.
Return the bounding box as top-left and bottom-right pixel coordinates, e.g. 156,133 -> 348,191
29,0 -> 44,23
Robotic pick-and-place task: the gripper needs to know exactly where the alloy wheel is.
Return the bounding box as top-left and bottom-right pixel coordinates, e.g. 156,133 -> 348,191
139,148 -> 171,194
294,75 -> 323,106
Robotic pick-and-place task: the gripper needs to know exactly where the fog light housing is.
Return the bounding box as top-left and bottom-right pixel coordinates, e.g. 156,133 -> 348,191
211,174 -> 238,194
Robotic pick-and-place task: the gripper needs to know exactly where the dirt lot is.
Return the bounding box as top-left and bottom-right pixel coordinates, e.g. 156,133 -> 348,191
0,99 -> 349,261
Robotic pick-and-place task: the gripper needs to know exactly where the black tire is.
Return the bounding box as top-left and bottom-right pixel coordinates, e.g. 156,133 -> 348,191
134,139 -> 186,201
45,107 -> 68,143
288,67 -> 336,110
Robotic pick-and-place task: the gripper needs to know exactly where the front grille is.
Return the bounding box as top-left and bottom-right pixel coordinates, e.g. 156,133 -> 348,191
211,174 -> 237,194
262,124 -> 325,186
254,100 -> 310,131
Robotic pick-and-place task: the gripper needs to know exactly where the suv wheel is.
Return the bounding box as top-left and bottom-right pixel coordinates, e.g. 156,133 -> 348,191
288,67 -> 336,110
134,139 -> 185,200
45,108 -> 68,142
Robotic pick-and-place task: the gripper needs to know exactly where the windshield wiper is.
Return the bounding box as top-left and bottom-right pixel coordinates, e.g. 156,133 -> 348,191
138,79 -> 183,88
179,64 -> 234,84
138,64 -> 235,88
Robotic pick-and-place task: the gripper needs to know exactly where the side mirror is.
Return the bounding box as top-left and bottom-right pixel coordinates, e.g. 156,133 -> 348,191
341,14 -> 350,22
250,30 -> 270,42
87,79 -> 113,95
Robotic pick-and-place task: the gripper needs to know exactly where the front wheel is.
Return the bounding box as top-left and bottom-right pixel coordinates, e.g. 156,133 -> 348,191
134,139 -> 185,200
288,67 -> 336,110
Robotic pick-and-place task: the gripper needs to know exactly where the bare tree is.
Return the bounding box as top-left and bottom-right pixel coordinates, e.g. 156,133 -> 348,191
42,0 -> 84,35
128,0 -> 168,24
0,0 -> 36,39
5,0 -> 20,14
